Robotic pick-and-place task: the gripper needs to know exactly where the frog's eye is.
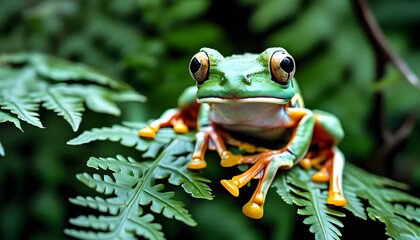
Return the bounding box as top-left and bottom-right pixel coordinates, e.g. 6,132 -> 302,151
189,51 -> 209,84
270,51 -> 296,85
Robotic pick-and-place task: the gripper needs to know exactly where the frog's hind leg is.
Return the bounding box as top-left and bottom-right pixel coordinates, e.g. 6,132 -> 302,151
326,147 -> 347,206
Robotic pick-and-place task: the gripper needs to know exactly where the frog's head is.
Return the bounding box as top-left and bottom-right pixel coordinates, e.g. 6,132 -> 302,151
189,47 -> 297,105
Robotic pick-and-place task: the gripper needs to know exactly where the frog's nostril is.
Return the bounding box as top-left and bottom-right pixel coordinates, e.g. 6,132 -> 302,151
243,74 -> 252,84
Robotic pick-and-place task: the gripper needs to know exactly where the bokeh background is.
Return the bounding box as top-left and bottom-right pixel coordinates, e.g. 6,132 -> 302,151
0,0 -> 419,239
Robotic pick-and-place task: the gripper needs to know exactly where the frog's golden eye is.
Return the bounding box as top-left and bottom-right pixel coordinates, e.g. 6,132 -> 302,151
270,50 -> 296,85
189,51 -> 209,84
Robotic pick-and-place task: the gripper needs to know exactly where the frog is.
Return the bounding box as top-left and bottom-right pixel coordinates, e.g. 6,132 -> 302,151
139,47 -> 347,219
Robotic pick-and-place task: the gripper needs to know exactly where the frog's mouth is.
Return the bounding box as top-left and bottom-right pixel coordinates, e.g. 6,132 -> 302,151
197,97 -> 289,105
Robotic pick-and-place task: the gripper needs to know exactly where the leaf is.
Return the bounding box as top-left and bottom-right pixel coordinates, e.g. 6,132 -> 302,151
344,164 -> 420,239
140,184 -> 196,226
36,88 -> 84,131
342,185 -> 367,220
290,169 -> 345,240
0,52 -> 144,155
394,204 -> 420,224
0,95 -> 44,128
367,208 -> 420,240
67,133 -> 212,239
0,110 -> 22,131
67,123 -> 179,157
67,124 -> 141,146
250,0 -> 300,32
0,141 -> 4,156
28,53 -> 128,90
272,172 -> 294,205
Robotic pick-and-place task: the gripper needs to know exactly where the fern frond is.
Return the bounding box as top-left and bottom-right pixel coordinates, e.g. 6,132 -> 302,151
289,168 -> 345,240
35,88 -> 84,131
67,123 -> 181,157
69,196 -> 122,214
342,185 -> 367,220
394,204 -> 420,224
67,124 -> 141,147
367,208 -> 420,240
141,184 -> 196,226
28,53 -> 127,90
0,95 -> 43,128
344,164 -> 420,240
0,141 -> 4,156
76,173 -> 132,195
65,212 -> 164,240
0,110 -> 22,131
272,172 -> 294,204
0,52 -> 144,155
67,133 -> 212,239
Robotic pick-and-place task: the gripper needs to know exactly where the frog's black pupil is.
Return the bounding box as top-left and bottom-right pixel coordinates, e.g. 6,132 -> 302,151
280,57 -> 294,73
190,57 -> 201,74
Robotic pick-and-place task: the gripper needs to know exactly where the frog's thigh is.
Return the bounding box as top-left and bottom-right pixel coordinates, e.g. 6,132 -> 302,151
313,110 -> 344,144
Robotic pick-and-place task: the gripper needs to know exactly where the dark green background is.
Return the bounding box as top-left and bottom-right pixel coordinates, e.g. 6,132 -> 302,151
1,0 -> 419,239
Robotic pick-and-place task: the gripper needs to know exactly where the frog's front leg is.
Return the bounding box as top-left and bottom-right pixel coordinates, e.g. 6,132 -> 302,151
188,124 -> 243,169
221,108 -> 315,219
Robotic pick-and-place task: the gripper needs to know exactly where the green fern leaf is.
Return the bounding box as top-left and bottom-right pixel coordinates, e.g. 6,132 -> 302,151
394,204 -> 420,223
86,155 -> 148,178
141,184 -> 196,226
275,167 -> 345,240
0,95 -> 44,128
344,164 -> 420,239
66,212 -> 164,240
29,53 -> 128,90
76,173 -> 133,195
0,141 -> 4,156
52,84 -> 145,115
67,123 -> 180,157
67,124 -> 140,146
67,134 -> 212,239
342,185 -> 367,220
367,208 -> 420,240
35,88 -> 84,131
0,110 -> 22,131
69,196 -> 122,214
272,172 -> 294,204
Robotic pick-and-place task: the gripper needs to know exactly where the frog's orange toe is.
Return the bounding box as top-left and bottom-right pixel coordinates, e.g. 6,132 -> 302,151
220,179 -> 239,197
139,127 -> 156,138
242,201 -> 264,219
187,158 -> 207,169
312,171 -> 329,183
300,158 -> 312,170
327,193 -> 347,206
220,152 -> 242,167
173,122 -> 189,134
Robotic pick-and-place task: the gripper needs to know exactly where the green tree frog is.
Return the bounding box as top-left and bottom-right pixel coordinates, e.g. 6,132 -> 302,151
139,47 -> 347,219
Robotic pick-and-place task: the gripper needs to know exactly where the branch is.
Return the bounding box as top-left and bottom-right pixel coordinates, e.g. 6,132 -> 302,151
351,0 -> 418,175
351,0 -> 420,88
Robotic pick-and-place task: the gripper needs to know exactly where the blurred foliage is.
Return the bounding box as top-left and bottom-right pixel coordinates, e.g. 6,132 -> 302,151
0,0 -> 419,239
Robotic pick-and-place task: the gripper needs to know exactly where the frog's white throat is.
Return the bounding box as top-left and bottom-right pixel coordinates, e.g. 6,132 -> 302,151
198,97 -> 290,138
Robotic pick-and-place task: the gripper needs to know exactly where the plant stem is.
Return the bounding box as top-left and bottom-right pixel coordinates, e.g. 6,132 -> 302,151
350,0 -> 418,175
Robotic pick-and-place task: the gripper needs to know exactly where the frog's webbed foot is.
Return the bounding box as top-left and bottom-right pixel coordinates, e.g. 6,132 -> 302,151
221,151 -> 295,219
304,148 -> 347,206
139,109 -> 189,139
220,151 -> 243,167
